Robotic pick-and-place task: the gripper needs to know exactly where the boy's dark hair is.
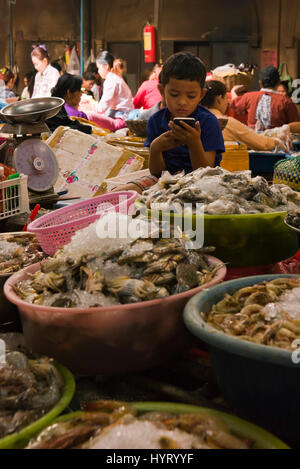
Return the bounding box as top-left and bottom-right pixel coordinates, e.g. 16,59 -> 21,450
201,80 -> 227,108
260,65 -> 280,88
51,73 -> 82,98
160,52 -> 206,88
83,71 -> 96,81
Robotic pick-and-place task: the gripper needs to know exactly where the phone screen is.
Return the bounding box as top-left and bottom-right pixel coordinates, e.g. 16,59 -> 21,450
173,118 -> 196,128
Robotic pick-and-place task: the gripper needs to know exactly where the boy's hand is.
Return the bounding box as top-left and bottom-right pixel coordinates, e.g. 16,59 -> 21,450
169,120 -> 201,147
151,131 -> 181,152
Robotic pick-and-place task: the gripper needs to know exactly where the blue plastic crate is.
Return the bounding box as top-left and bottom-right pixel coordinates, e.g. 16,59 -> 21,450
249,152 -> 288,174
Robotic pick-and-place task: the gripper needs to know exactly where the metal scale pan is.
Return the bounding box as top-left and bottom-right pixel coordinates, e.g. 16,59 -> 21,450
0,97 -> 64,125
0,98 -> 64,193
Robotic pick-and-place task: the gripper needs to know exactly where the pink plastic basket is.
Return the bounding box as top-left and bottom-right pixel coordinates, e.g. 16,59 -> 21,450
28,191 -> 138,255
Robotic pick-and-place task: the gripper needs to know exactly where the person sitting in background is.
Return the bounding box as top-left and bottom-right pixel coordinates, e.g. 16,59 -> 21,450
86,51 -> 133,131
82,72 -> 96,98
21,71 -> 36,99
276,81 -> 289,97
133,64 -> 162,110
46,73 -> 92,135
86,62 -> 102,101
0,68 -> 17,99
31,44 -> 60,98
137,71 -> 165,120
230,65 -> 299,130
201,80 -> 292,152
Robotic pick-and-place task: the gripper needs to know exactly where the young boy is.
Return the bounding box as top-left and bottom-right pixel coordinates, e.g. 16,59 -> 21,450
146,52 -> 225,177
110,52 -> 225,194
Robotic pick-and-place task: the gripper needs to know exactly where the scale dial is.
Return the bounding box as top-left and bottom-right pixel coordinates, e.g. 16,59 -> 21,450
13,138 -> 59,192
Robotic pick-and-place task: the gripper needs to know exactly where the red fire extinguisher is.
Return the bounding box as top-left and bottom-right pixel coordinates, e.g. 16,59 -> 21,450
143,23 -> 156,63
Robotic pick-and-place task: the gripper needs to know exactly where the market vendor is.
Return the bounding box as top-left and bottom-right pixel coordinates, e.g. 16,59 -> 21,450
52,73 -> 89,120
230,65 -> 299,130
81,72 -> 96,98
202,80 -> 292,152
46,74 -> 92,135
133,64 -> 163,110
85,62 -> 102,101
31,44 -> 60,98
86,51 -> 134,131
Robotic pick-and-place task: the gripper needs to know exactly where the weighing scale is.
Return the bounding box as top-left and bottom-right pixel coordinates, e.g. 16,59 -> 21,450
0,98 -> 64,204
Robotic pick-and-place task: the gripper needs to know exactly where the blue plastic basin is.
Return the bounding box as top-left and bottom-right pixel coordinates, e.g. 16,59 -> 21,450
183,274 -> 300,447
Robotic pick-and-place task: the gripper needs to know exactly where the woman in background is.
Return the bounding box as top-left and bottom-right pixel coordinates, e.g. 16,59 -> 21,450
87,51 -> 133,131
21,71 -> 37,99
133,63 -> 162,110
86,62 -> 102,101
81,72 -> 96,98
31,45 -> 60,98
276,81 -> 289,97
46,73 -> 92,134
202,80 -> 293,152
0,68 -> 16,99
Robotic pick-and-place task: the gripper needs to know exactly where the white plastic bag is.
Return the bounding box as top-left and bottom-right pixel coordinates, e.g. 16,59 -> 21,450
264,124 -> 293,153
66,46 -> 80,75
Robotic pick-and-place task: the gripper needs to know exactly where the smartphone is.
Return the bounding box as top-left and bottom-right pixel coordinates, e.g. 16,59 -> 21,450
173,117 -> 196,128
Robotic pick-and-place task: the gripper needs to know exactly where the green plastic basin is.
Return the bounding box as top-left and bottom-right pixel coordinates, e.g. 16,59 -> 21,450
0,362 -> 75,449
48,401 -> 289,449
135,201 -> 298,267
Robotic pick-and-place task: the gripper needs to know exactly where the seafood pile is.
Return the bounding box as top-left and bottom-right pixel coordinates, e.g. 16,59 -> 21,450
285,209 -> 300,230
26,400 -> 253,449
0,233 -> 45,275
140,167 -> 300,214
14,234 -> 220,308
202,277 -> 300,350
0,347 -> 64,439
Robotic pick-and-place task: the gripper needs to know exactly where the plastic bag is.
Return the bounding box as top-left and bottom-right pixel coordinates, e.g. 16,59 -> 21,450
264,124 -> 293,153
66,46 -> 80,75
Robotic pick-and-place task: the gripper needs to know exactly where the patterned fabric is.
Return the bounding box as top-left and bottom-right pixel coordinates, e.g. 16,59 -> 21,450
0,86 -> 15,99
273,157 -> 300,191
255,94 -> 271,131
230,90 -> 300,129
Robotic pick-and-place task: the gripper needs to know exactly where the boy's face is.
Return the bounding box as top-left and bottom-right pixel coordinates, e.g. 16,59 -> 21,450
160,78 -> 205,117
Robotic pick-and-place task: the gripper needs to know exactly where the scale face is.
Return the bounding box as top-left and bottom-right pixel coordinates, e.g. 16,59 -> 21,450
13,138 -> 59,192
